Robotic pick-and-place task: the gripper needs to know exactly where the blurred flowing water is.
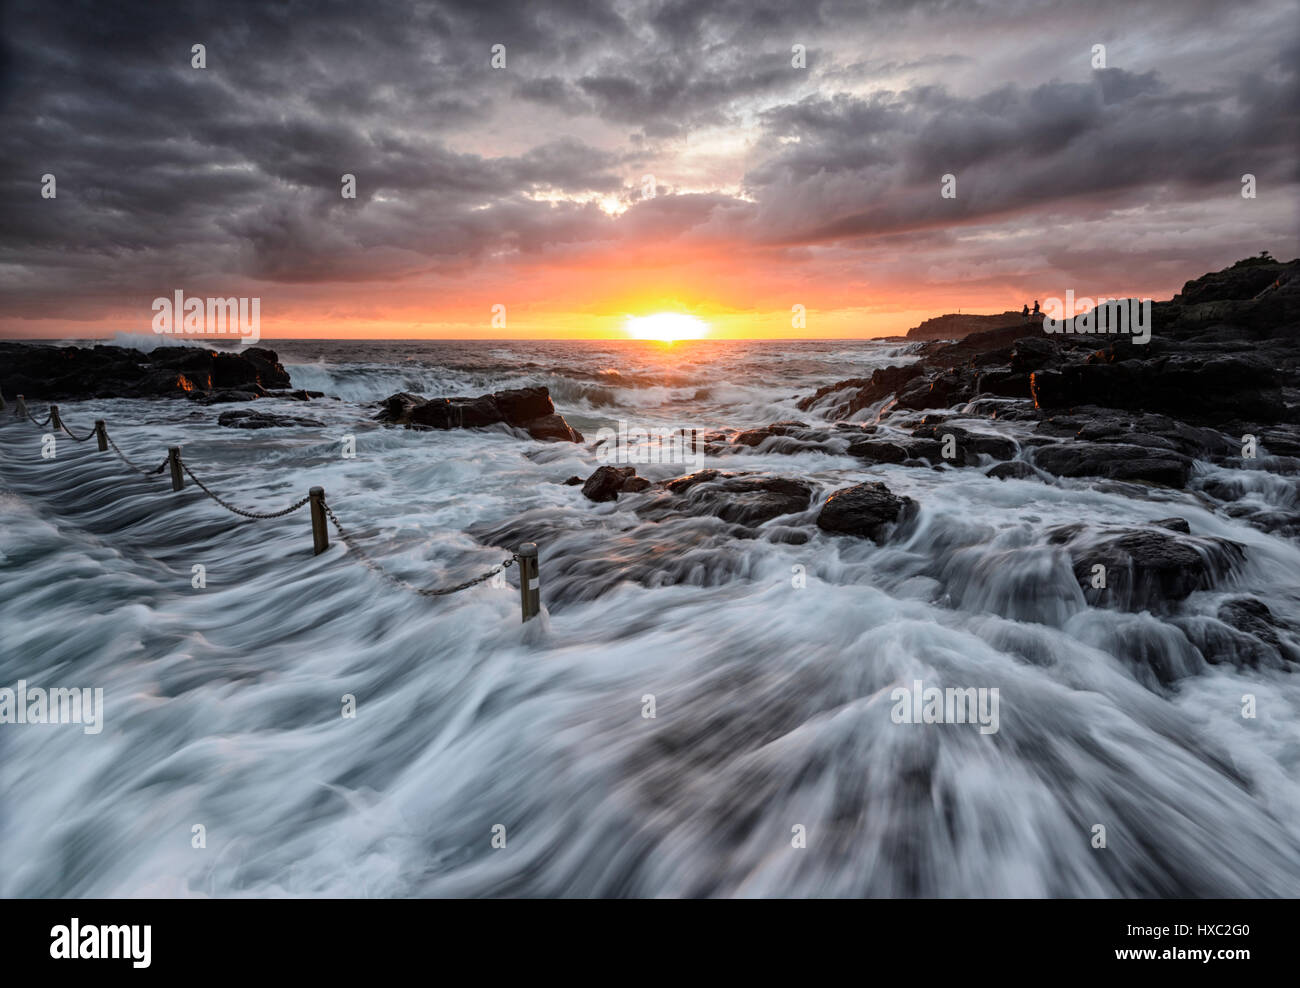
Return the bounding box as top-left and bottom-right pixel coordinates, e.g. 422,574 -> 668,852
1,337 -> 1298,897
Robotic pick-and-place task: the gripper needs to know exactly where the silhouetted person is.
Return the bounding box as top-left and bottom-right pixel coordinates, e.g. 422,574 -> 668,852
1032,300 -> 1040,316
1021,304 -> 1029,322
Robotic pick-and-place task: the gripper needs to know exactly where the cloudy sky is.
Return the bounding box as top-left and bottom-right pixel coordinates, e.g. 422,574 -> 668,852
2,0 -> 1297,339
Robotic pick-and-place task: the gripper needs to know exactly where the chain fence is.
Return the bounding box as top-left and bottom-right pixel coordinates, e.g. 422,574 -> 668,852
59,419 -> 97,442
180,460 -> 312,519
4,398 -> 523,602
321,501 -> 516,596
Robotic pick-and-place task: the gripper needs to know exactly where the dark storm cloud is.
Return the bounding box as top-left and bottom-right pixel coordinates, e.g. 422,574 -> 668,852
0,0 -> 1297,322
744,55 -> 1300,245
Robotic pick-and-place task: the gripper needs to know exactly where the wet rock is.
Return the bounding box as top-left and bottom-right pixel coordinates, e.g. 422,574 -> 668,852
1215,597 -> 1299,663
1030,353 -> 1284,424
795,365 -> 925,417
1152,517 -> 1191,533
846,439 -> 910,463
266,389 -> 325,401
1032,442 -> 1192,488
893,369 -> 975,411
582,466 -> 638,502
217,409 -> 324,429
816,481 -> 917,541
562,475 -> 584,486
1055,527 -> 1246,612
527,413 -> 584,443
911,424 -> 1018,461
375,385 -> 583,443
646,471 -> 815,525
193,389 -> 264,404
1009,337 -> 1062,375
974,368 -> 1033,398
985,460 -> 1050,482
0,341 -> 292,400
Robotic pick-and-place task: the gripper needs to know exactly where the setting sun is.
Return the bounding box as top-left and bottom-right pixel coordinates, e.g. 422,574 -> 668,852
624,312 -> 710,342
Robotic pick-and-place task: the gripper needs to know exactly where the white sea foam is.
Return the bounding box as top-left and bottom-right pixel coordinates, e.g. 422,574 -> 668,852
2,340 -> 1298,897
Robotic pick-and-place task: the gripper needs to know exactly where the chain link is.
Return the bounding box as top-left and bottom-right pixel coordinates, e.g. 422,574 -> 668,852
321,500 -> 515,597
26,410 -> 52,428
180,459 -> 312,519
105,431 -> 168,476
5,410 -> 521,601
59,419 -> 96,442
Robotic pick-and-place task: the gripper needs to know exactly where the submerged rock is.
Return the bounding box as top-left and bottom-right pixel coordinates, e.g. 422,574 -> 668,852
1032,441 -> 1192,488
985,460 -> 1050,482
641,470 -> 815,526
1054,527 -> 1246,612
374,386 -> 583,443
217,409 -> 324,429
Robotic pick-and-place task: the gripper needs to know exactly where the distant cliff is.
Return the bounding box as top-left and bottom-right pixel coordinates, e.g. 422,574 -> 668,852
905,311 -> 1023,340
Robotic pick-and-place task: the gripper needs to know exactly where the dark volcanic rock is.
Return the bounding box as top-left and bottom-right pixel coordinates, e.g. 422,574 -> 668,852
721,421 -> 834,453
816,481 -> 917,541
847,439 -> 911,463
0,342 -> 292,400
904,311 -> 1023,341
1055,527 -> 1246,612
527,413 -> 583,442
643,471 -> 815,526
1032,442 -> 1192,488
1174,258 -> 1294,305
217,409 -> 324,429
374,386 -> 582,443
1212,597 -> 1300,664
910,424 -> 1018,462
985,460 -> 1050,482
1030,352 -> 1284,423
582,465 -> 639,502
796,365 -> 925,418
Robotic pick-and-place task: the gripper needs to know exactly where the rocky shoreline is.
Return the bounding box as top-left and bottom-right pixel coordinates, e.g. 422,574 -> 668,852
3,257 -> 1296,658
0,341 -> 303,403
545,256 -> 1298,663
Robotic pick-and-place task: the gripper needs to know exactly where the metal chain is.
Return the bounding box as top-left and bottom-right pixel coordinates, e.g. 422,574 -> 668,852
105,431 -> 168,476
180,459 -> 312,519
321,501 -> 515,597
59,419 -> 96,442
6,412 -> 518,599
26,410 -> 52,427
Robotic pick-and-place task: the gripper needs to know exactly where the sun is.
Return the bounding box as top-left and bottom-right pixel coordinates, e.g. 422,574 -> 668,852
624,312 -> 710,343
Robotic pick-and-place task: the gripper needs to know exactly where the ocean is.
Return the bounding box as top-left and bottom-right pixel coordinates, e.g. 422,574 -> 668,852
2,337 -> 1298,896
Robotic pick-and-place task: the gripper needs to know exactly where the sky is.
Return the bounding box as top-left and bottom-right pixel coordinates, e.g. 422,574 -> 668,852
1,0 -> 1297,341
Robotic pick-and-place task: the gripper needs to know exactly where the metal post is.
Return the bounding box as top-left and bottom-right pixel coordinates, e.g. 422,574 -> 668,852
0,393 -> 6,412
168,446 -> 184,491
49,405 -> 61,431
94,420 -> 108,452
309,486 -> 329,555
15,395 -> 27,419
518,542 -> 540,622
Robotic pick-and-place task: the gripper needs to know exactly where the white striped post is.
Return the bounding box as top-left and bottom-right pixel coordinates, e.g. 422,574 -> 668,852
518,542 -> 540,622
